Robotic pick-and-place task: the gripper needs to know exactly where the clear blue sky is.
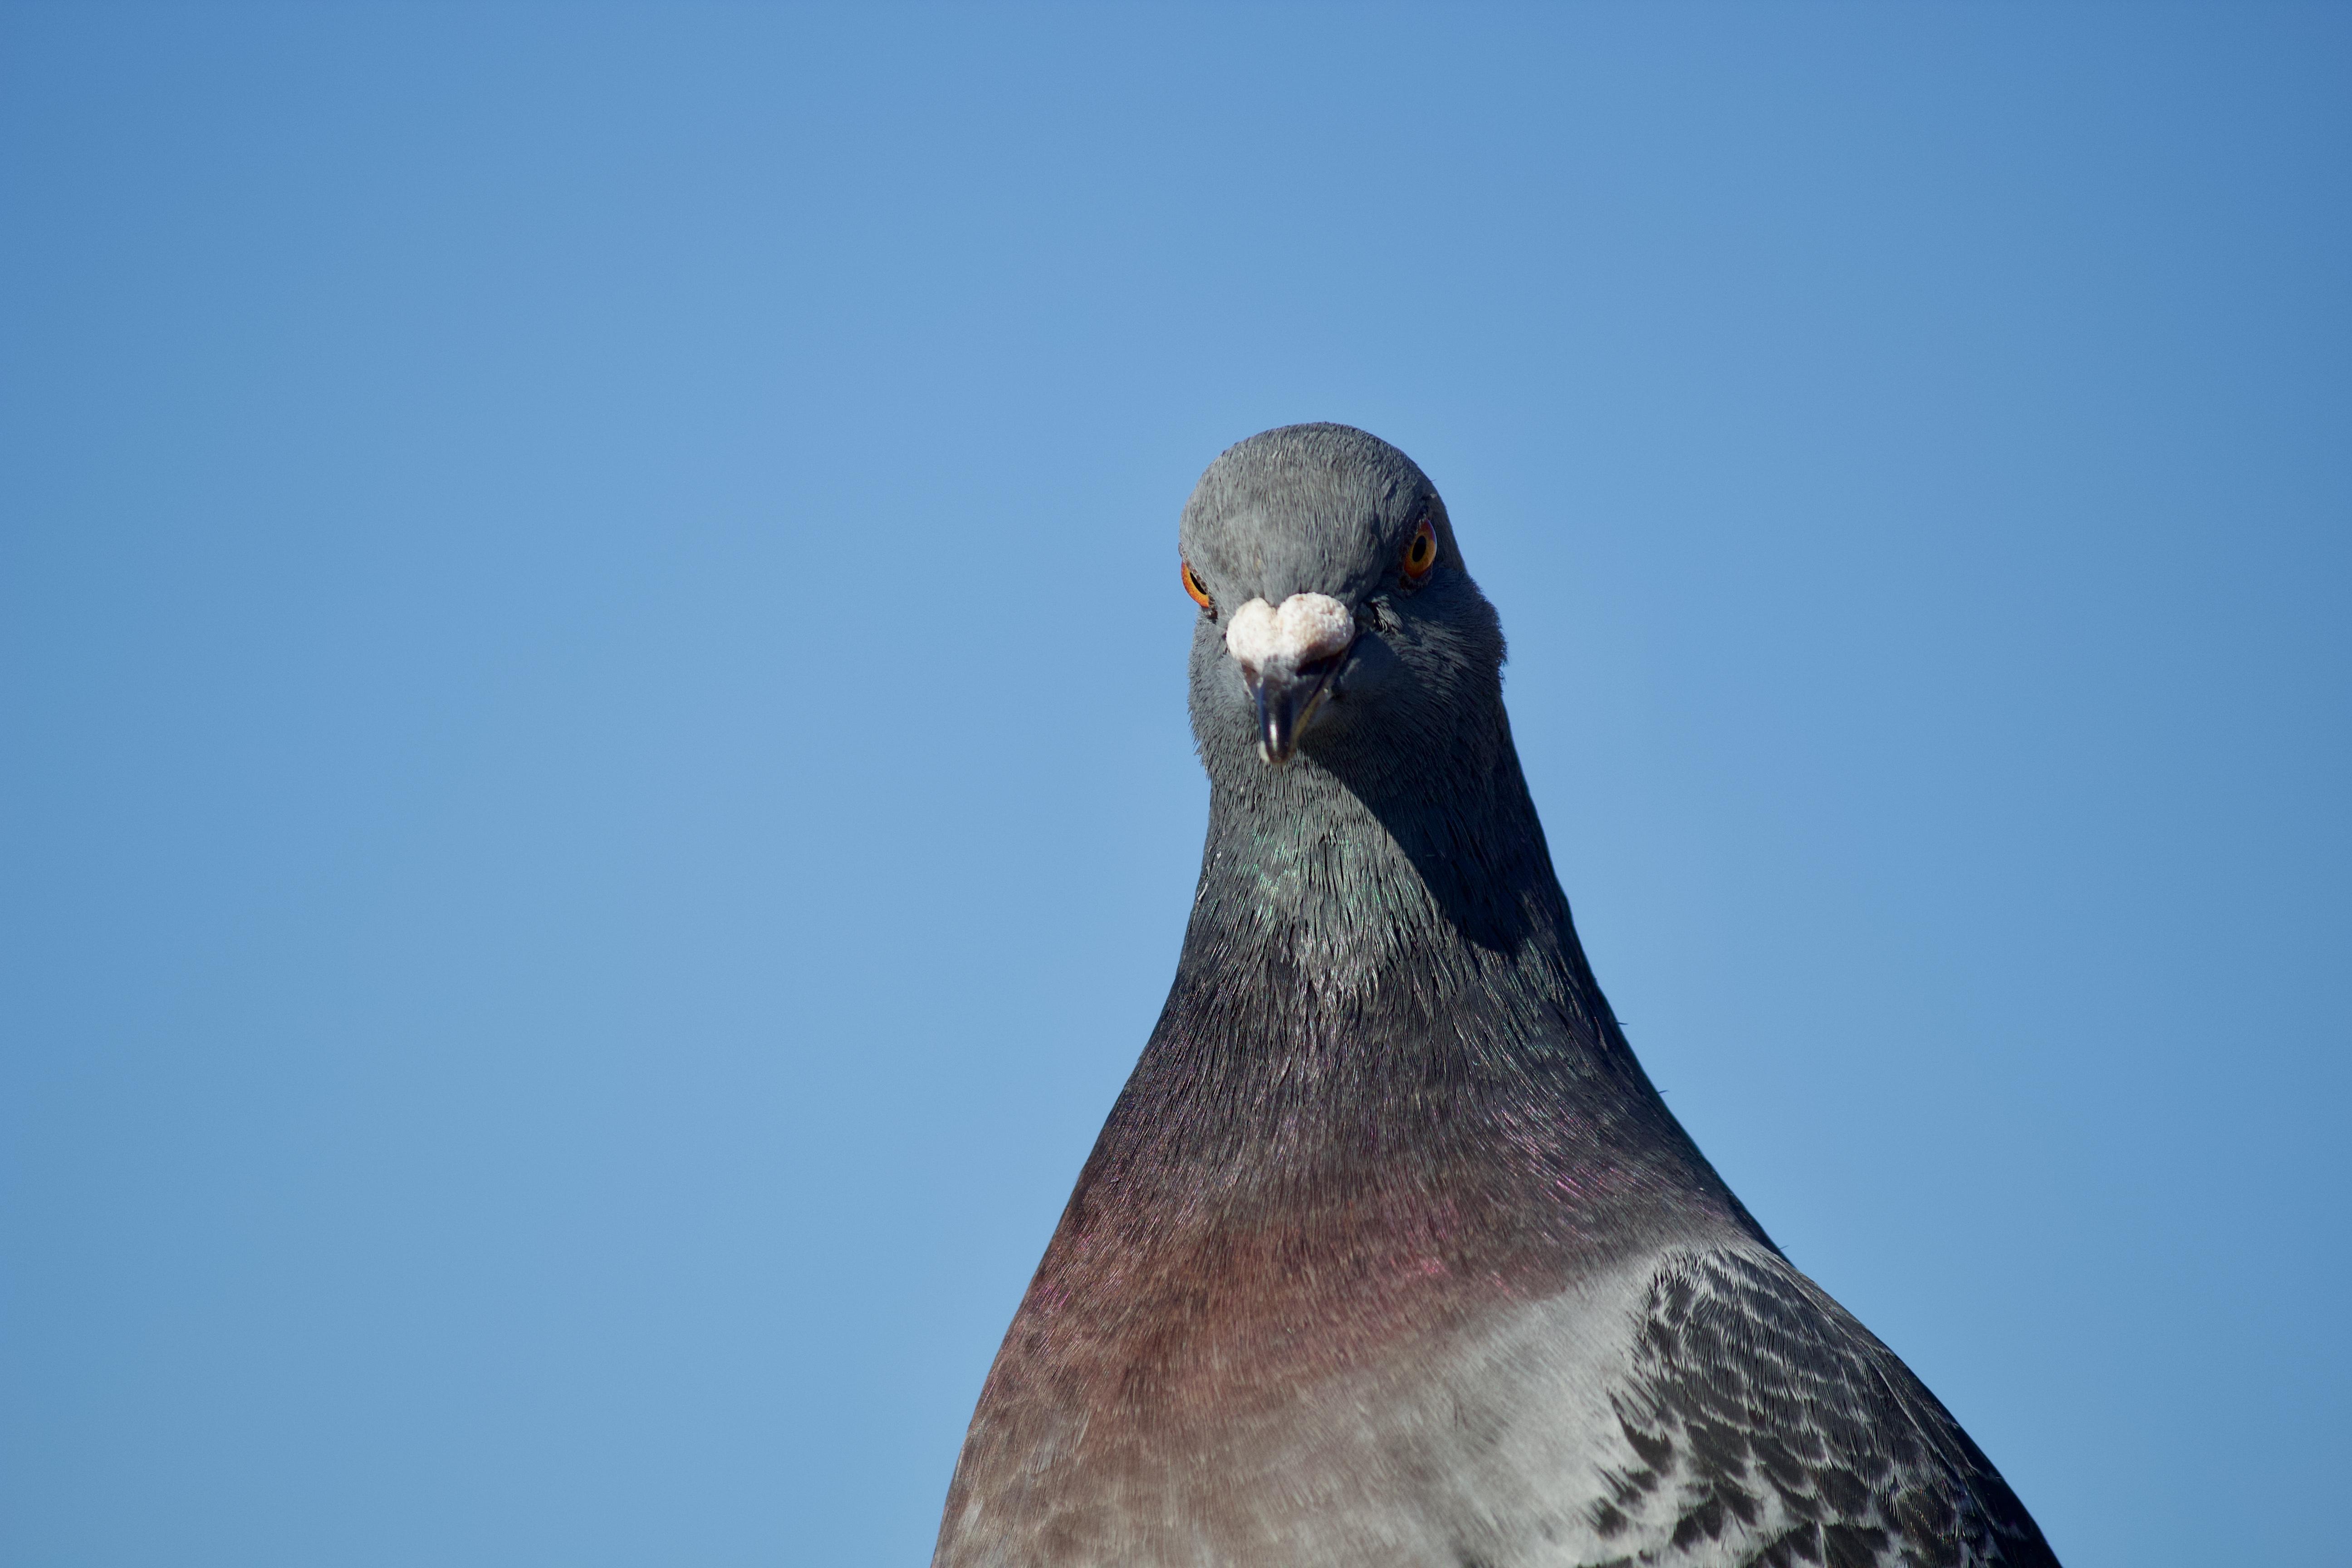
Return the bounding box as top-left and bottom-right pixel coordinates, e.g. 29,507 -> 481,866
3,6 -> 2346,1565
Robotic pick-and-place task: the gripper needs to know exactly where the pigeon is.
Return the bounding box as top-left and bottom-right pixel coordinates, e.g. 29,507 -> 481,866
933,424 -> 2059,1568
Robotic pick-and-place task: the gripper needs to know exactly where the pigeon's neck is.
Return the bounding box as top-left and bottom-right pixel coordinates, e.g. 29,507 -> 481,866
1183,722 -> 1588,1007
1039,715 -> 1762,1336
1130,710 -> 1689,1152
1072,715 -> 1751,1275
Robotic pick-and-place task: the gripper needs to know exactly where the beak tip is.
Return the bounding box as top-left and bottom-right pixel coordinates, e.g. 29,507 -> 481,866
1255,702 -> 1299,765
1245,640 -> 1351,767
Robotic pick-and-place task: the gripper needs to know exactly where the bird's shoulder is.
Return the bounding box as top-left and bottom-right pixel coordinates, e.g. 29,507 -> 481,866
1571,1245 -> 2059,1568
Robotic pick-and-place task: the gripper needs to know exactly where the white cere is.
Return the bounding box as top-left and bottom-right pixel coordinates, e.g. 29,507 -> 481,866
1225,593 -> 1354,672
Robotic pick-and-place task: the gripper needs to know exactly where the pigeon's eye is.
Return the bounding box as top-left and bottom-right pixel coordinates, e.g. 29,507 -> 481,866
1181,561 -> 1216,612
1402,520 -> 1437,582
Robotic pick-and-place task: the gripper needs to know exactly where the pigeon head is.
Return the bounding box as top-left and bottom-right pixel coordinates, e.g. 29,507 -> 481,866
1178,424 -> 1506,791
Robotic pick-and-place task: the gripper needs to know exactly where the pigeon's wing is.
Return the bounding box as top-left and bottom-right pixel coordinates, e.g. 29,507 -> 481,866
1584,1249 -> 2059,1568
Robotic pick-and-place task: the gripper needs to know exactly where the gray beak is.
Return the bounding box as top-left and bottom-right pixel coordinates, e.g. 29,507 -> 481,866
1245,648 -> 1348,765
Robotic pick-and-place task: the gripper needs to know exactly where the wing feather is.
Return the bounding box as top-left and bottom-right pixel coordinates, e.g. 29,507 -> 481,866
1586,1250 -> 2058,1568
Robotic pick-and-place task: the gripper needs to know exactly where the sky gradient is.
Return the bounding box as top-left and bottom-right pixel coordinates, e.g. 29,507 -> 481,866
4,6 -> 2348,1565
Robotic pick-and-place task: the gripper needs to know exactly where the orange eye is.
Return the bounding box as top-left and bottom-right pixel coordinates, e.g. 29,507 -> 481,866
1402,519 -> 1437,581
1181,560 -> 1215,611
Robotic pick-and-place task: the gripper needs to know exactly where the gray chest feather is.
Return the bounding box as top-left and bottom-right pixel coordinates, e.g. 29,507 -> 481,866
934,1247 -> 2057,1568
